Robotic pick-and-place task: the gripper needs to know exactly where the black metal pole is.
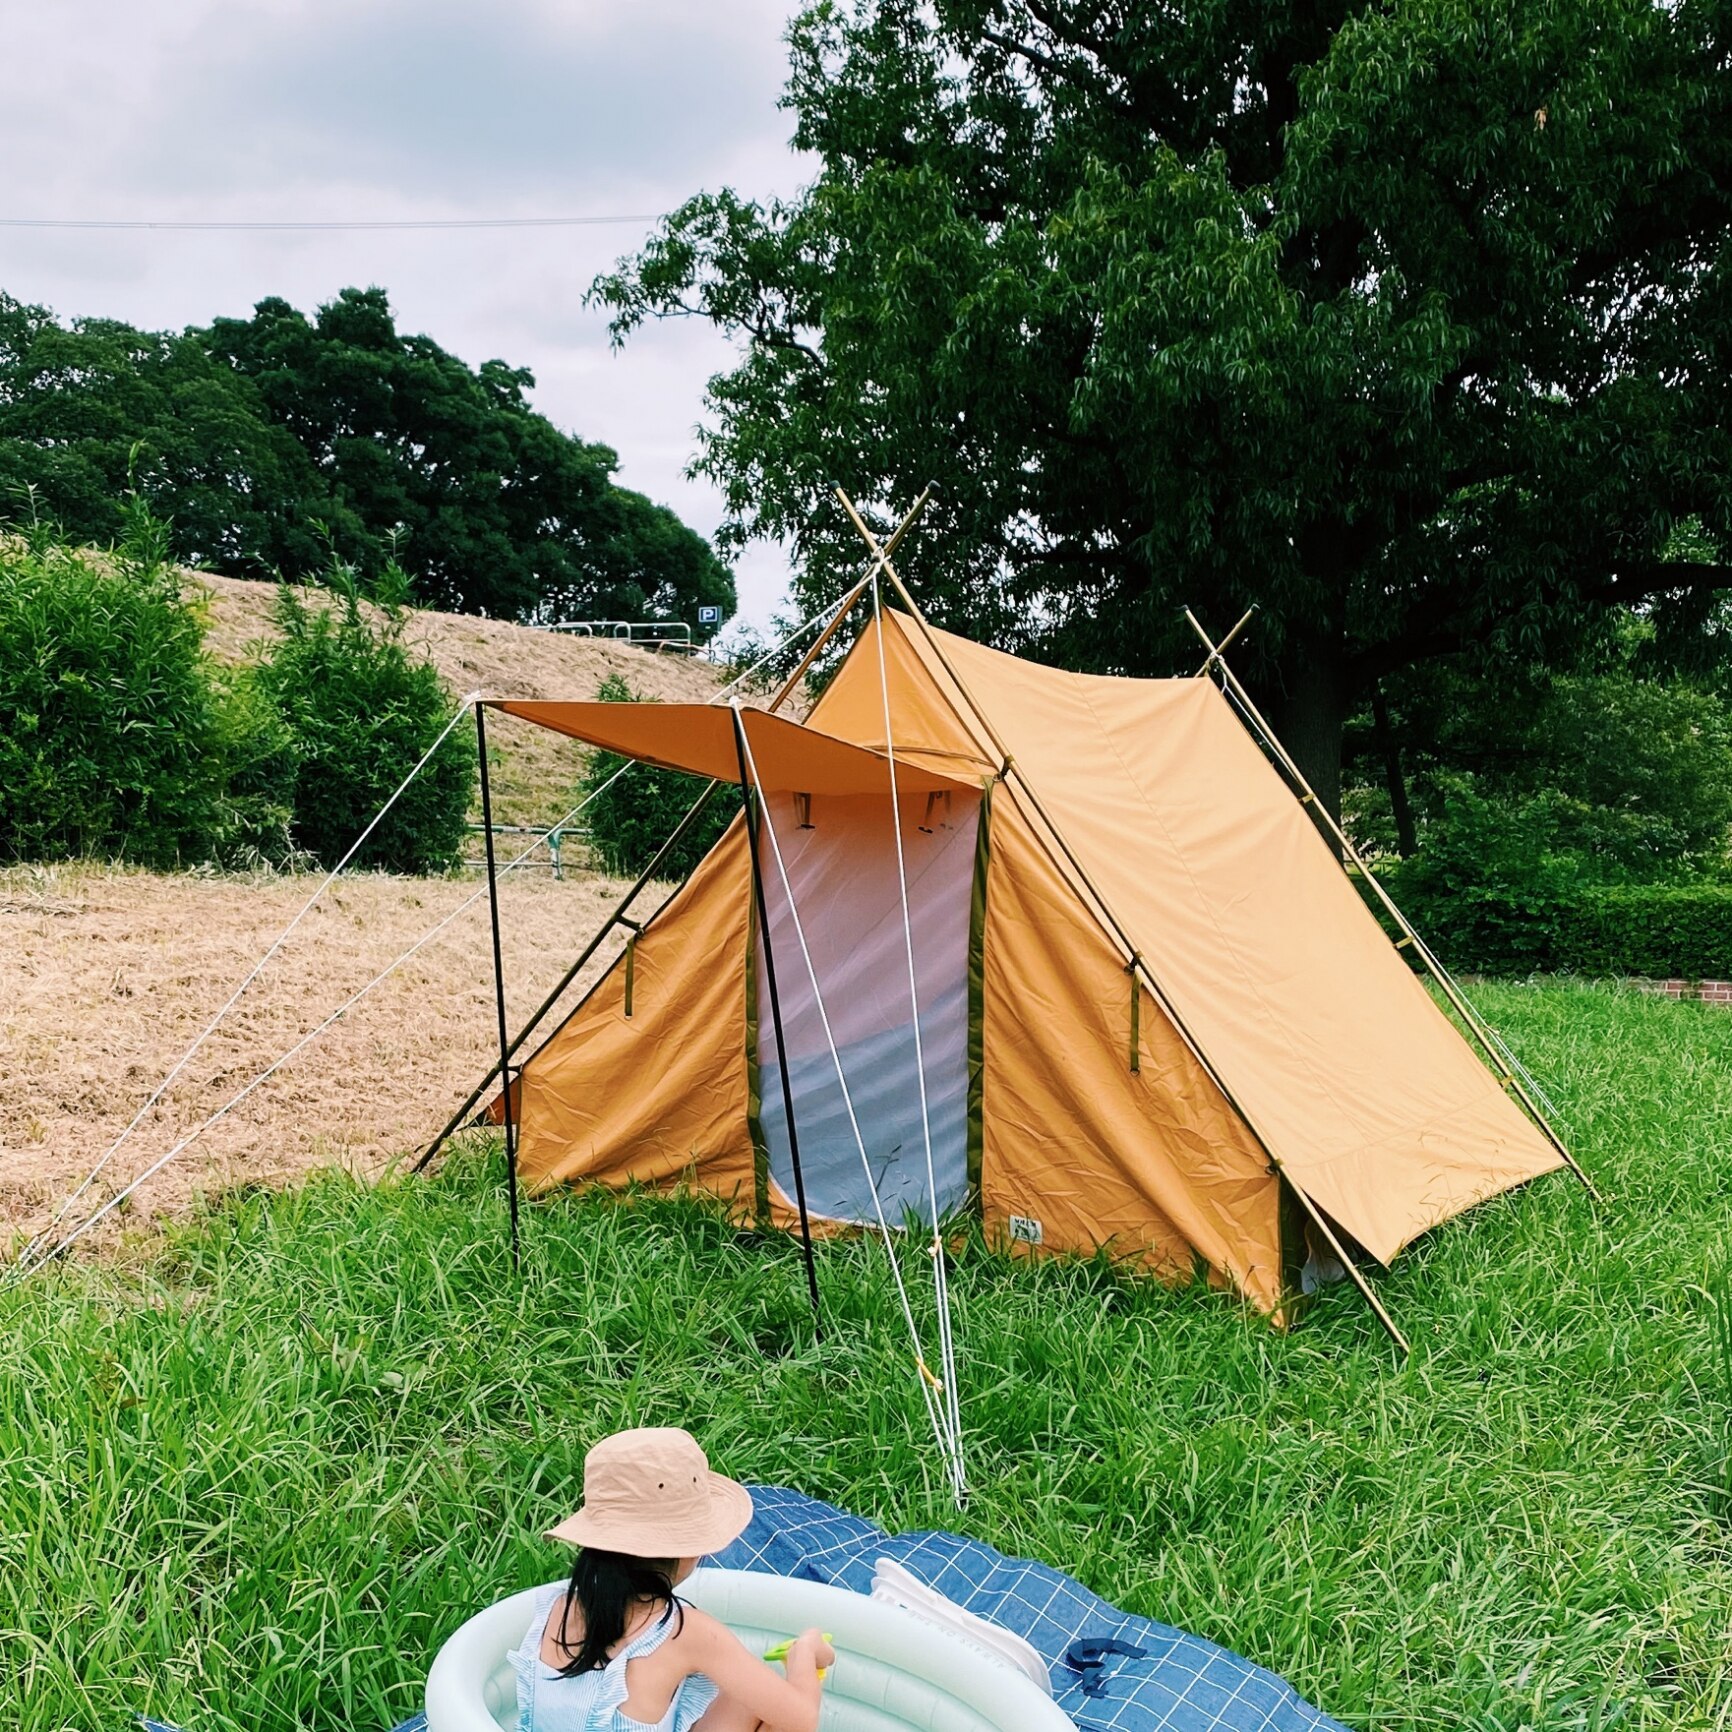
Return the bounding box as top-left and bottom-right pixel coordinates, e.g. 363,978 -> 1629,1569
475,704 -> 521,1272
413,779 -> 726,1174
729,707 -> 822,1332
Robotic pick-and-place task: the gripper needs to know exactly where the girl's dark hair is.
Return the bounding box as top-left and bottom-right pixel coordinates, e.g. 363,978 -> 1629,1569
553,1548 -> 682,1677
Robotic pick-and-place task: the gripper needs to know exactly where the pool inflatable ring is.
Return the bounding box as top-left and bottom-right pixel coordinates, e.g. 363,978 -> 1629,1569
425,1565 -> 1073,1731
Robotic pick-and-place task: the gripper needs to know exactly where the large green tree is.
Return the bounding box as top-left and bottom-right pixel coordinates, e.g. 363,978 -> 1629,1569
207,289 -> 735,623
0,288 -> 736,629
0,294 -> 342,575
595,0 -> 1732,810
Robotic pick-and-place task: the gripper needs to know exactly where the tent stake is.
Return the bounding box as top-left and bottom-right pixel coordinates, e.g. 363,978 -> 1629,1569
1181,609 -> 1597,1201
476,704 -> 522,1272
836,490 -> 1413,1354
731,705 -> 823,1333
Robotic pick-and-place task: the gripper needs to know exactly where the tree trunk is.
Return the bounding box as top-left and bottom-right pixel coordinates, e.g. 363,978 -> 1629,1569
1370,682 -> 1417,856
1261,636 -> 1346,839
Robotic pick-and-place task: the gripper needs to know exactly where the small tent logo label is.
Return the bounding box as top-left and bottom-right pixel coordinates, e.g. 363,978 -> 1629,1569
1008,1215 -> 1044,1245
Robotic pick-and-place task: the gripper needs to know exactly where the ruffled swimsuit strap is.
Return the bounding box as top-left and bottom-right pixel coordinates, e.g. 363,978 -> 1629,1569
612,1605 -> 719,1732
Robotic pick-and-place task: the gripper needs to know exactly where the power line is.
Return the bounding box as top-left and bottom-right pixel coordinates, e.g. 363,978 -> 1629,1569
0,213 -> 663,233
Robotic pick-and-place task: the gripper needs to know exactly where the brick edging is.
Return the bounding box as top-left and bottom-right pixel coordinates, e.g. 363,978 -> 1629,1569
1635,978 -> 1732,1004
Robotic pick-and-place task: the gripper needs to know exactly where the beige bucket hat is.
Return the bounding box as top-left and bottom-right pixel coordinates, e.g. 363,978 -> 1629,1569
546,1427 -> 754,1558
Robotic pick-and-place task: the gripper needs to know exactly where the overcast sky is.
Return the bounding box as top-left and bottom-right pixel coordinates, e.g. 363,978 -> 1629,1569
0,0 -> 806,626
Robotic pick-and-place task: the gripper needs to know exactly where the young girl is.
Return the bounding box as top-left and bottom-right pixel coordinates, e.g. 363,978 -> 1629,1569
511,1426 -> 834,1732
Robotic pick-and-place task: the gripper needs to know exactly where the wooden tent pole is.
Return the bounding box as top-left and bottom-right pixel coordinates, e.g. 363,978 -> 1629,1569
834,490 -> 1411,1353
1193,605 -> 1256,676
1181,610 -> 1597,1201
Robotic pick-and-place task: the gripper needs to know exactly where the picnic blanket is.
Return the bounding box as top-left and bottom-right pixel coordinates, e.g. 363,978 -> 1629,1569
152,1486 -> 1345,1732
706,1485 -> 1345,1732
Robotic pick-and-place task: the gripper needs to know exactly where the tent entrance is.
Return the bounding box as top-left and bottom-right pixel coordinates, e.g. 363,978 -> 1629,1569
755,787 -> 981,1228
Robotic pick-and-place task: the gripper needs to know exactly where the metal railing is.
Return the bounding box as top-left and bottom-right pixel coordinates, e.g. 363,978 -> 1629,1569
538,619 -> 696,654
463,822 -> 586,880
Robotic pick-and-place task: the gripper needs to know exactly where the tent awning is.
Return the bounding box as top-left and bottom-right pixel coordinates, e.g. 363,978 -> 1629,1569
492,700 -> 976,795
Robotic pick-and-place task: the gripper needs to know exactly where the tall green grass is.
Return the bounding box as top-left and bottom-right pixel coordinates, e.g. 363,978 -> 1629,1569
5,981 -> 1732,1730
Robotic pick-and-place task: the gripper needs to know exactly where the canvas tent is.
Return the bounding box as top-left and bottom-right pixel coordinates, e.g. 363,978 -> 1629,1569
475,602 -> 1570,1329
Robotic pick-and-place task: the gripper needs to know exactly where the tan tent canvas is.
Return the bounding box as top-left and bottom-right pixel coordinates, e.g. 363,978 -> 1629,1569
492,608 -> 1564,1324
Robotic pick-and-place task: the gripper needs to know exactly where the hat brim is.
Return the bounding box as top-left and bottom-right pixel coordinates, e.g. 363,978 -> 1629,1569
544,1472 -> 753,1559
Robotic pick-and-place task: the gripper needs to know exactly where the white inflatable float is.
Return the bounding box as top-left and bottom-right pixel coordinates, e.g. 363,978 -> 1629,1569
426,1565 -> 1073,1731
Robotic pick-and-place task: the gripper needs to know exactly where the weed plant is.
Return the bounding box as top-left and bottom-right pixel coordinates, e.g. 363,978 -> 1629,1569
4,982 -> 1732,1730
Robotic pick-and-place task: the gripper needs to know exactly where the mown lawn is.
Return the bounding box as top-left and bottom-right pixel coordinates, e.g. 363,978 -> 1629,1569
4,980 -> 1732,1731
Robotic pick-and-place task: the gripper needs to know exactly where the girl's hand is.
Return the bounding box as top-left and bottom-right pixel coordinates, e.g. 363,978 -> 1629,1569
794,1627 -> 836,1672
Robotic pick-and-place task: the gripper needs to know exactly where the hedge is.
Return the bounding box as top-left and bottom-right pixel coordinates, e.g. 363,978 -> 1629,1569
1381,877 -> 1732,980
1558,886 -> 1732,980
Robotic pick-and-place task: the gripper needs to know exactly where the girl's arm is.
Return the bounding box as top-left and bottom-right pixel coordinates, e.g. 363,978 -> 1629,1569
684,1611 -> 832,1732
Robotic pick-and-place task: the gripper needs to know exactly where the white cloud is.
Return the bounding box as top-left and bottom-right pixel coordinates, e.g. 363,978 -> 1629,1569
0,0 -> 804,626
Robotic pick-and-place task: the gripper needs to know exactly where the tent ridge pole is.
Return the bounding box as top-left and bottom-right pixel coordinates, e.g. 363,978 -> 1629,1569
1182,609 -> 1597,1201
835,492 -> 1410,1353
476,703 -> 522,1272
730,704 -> 823,1333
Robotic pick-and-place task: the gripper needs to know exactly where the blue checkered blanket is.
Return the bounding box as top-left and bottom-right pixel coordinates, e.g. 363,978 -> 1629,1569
705,1486 -> 1345,1732
149,1485 -> 1344,1732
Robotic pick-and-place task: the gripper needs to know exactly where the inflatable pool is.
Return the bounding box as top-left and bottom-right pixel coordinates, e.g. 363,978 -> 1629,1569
425,1565 -> 1074,1731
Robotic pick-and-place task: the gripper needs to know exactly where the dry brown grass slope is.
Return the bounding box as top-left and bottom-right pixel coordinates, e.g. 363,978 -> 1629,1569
195,571 -> 730,826
1,577 -> 735,1247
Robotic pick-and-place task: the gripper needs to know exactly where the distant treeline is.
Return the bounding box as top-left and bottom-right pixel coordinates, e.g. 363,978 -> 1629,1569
0,287 -> 734,627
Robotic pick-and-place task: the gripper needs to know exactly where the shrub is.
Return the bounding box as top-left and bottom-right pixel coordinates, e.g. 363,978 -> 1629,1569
1379,781 -> 1586,974
1558,886 -> 1732,980
214,664 -> 302,867
256,566 -> 474,873
0,508 -> 233,867
579,673 -> 734,879
1381,866 -> 1732,981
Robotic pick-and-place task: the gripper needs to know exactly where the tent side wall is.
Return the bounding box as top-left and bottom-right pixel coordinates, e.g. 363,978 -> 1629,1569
979,803 -> 1288,1314
513,820 -> 757,1208
878,616 -> 1564,1266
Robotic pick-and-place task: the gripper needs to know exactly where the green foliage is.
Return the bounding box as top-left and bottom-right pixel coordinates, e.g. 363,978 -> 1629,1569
0,508 -> 233,867
213,665 -> 302,869
1385,814 -> 1732,976
255,565 -> 475,874
1381,781 -> 1587,974
578,673 -> 734,879
1560,886 -> 1732,981
595,0 -> 1732,797
0,296 -> 338,577
1352,650 -> 1732,878
6,983 -> 1732,1728
0,288 -> 735,628
206,288 -> 735,624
